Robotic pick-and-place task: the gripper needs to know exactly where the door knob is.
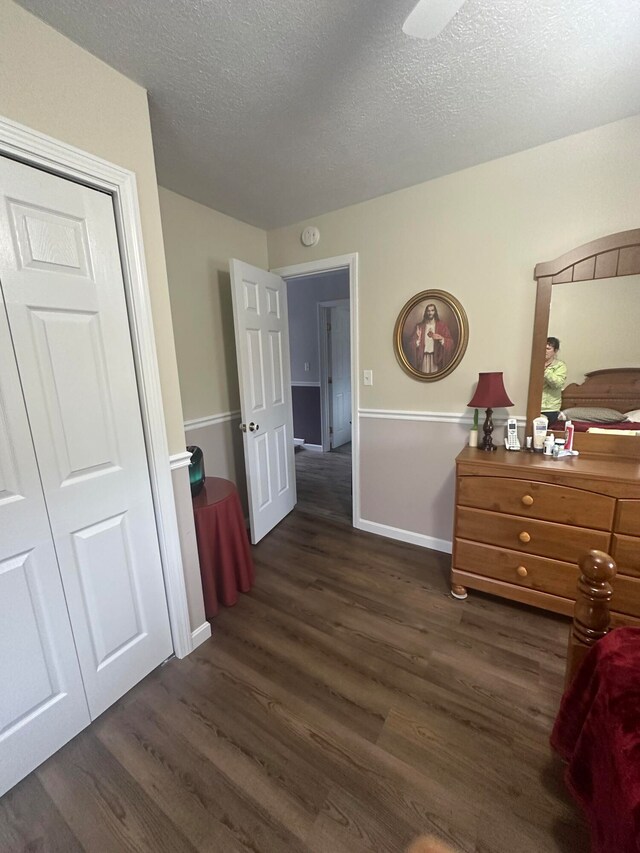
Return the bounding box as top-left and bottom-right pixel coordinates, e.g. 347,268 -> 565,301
248,422 -> 259,432
239,423 -> 247,432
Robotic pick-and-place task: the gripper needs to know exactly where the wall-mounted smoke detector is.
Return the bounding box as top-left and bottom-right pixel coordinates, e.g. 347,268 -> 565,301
300,226 -> 320,247
403,0 -> 467,40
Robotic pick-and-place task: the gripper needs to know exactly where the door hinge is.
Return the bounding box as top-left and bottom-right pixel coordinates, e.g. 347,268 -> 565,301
328,377 -> 332,384
327,323 -> 331,331
329,426 -> 333,435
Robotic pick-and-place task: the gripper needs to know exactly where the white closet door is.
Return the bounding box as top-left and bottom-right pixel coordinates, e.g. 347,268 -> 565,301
0,157 -> 172,719
0,284 -> 90,796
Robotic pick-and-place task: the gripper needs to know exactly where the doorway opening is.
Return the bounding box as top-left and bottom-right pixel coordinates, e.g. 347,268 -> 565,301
275,260 -> 357,526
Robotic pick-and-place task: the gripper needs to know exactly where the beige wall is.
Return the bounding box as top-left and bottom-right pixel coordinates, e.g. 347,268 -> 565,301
158,115 -> 640,551
359,417 -> 467,548
549,274 -> 640,388
170,464 -> 206,630
185,418 -> 248,513
268,116 -> 640,415
159,188 -> 268,507
0,0 -> 185,453
159,187 -> 268,422
268,116 -> 640,543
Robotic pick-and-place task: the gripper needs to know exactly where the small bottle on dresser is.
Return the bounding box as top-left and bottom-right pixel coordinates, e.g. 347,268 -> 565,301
564,420 -> 575,451
552,438 -> 566,458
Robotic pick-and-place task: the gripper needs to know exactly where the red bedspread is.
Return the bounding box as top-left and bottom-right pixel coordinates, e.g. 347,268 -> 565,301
551,627 -> 640,853
569,420 -> 640,433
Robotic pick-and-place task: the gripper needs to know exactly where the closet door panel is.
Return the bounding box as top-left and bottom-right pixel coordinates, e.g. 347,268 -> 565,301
0,158 -> 172,719
0,289 -> 89,797
26,307 -> 120,485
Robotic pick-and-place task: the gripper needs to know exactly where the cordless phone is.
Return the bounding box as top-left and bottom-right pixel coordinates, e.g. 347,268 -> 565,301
505,418 -> 521,451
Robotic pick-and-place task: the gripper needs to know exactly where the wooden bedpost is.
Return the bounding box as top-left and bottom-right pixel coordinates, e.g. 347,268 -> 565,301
565,550 -> 617,689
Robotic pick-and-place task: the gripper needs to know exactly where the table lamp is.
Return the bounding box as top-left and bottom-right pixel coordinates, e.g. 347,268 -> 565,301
467,372 -> 514,452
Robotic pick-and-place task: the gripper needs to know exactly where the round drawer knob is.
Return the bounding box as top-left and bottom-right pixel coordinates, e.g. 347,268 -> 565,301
521,494 -> 534,507
516,565 -> 528,578
518,531 -> 531,544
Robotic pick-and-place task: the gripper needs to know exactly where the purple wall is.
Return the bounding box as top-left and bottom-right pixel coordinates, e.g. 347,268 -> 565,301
287,270 -> 349,383
292,386 -> 322,445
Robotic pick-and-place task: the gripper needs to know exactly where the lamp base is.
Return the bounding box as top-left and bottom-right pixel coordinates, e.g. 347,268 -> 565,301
481,407 -> 497,452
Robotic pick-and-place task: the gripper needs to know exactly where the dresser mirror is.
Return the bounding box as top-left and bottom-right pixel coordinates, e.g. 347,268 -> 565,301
526,230 -> 640,454
548,275 -> 640,387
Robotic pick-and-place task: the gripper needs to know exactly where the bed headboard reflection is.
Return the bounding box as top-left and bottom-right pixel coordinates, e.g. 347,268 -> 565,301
562,368 -> 640,414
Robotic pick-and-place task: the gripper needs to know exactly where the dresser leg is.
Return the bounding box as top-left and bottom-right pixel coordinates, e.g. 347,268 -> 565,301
451,583 -> 468,600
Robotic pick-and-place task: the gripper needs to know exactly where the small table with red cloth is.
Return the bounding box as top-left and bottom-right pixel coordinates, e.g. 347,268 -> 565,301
192,477 -> 255,617
551,627 -> 640,853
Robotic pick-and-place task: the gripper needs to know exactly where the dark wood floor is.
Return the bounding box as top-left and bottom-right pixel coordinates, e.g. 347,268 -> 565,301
0,446 -> 588,852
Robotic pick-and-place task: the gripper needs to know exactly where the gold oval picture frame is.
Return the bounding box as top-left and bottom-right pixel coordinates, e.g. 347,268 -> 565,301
393,289 -> 469,381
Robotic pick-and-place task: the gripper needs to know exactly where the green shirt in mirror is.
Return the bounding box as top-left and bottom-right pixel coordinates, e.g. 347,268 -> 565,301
542,358 -> 567,412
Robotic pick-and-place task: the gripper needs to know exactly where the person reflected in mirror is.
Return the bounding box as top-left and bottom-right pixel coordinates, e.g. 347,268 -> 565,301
413,303 -> 453,374
541,336 -> 567,425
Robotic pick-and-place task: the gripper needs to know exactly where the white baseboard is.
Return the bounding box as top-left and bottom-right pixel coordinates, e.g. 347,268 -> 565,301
356,517 -> 452,554
302,443 -> 323,452
191,621 -> 212,650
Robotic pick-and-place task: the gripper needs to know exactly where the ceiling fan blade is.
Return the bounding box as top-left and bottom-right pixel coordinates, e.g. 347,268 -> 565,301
402,0 -> 467,40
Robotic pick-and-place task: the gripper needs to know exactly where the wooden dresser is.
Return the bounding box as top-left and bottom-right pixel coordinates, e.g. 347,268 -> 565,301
451,447 -> 640,624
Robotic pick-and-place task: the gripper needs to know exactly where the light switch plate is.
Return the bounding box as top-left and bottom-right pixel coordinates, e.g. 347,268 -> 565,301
363,369 -> 373,386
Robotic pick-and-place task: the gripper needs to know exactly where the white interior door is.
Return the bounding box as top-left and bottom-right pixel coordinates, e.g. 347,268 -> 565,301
230,259 -> 296,543
0,281 -> 90,797
329,302 -> 352,448
0,157 -> 173,720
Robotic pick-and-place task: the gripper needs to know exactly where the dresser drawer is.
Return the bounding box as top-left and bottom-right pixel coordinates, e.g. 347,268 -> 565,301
457,476 -> 615,530
455,538 -> 640,617
611,534 -> 640,578
615,501 -> 640,536
612,574 -> 640,618
456,506 -> 611,563
454,539 -> 578,597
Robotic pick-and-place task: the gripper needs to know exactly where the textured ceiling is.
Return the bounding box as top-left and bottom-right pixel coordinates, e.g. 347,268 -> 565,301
16,0 -> 640,229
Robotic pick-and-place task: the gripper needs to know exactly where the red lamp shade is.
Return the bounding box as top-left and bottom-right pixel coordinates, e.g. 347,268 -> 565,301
467,372 -> 513,409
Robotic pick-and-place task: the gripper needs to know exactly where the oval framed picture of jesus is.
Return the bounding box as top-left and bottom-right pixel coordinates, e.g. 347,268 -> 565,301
393,289 -> 469,381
